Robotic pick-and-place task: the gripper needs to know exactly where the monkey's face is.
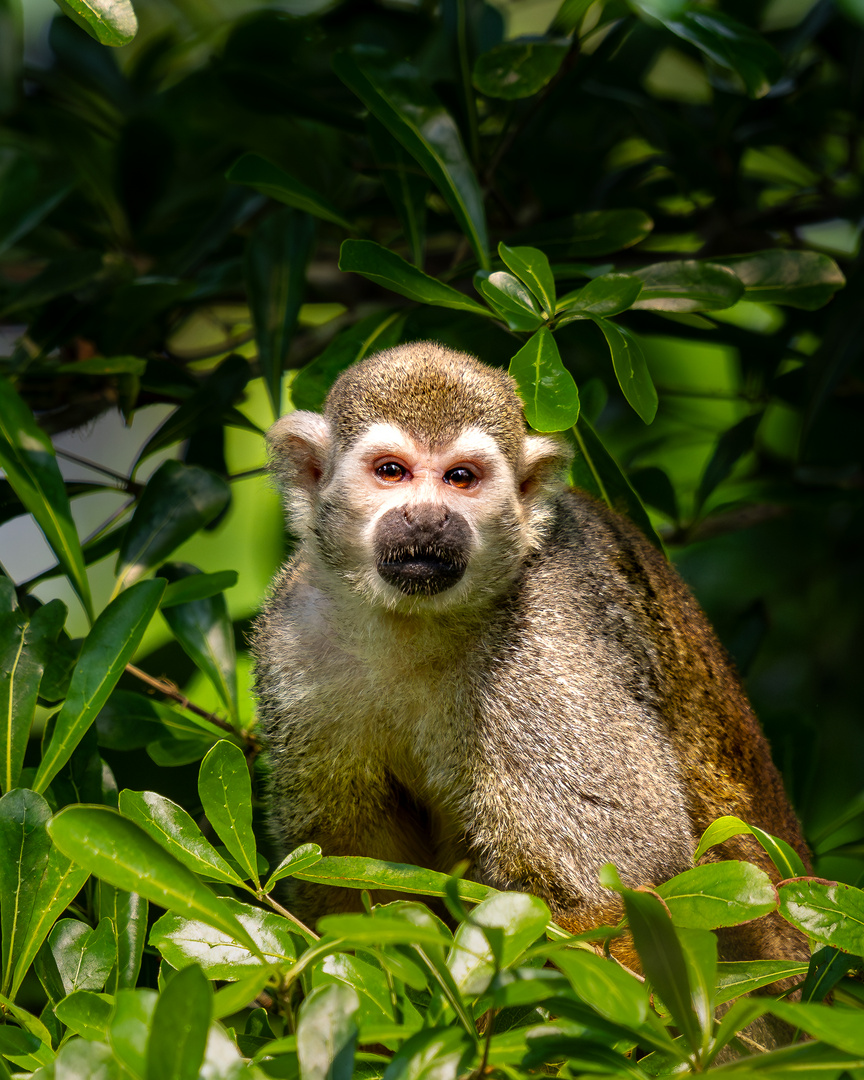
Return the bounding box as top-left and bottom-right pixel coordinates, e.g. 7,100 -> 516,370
268,411 -> 568,614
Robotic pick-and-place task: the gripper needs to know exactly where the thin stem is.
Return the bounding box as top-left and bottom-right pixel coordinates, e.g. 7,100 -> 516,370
124,662 -> 240,736
263,892 -> 319,941
54,448 -> 131,486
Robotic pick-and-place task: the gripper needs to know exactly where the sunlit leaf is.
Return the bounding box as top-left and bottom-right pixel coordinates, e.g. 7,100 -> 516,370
198,741 -> 259,886
48,917 -> 116,995
631,260 -> 743,312
475,270 -> 544,331
96,883 -> 148,993
297,983 -> 359,1080
591,318 -> 658,424
656,861 -> 778,928
498,243 -> 556,315
145,963 -> 212,1080
778,879 -> 864,955
52,0 -> 137,47
557,273 -> 642,319
508,329 -> 580,431
715,959 -> 809,1005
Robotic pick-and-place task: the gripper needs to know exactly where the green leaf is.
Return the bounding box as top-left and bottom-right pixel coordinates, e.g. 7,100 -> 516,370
317,910 -> 452,949
0,789 -> 51,998
631,260 -> 743,312
47,806 -> 263,957
264,843 -> 323,893
677,927 -> 717,1042
778,879 -> 864,955
695,413 -> 763,511
518,210 -> 653,257
333,49 -> 489,268
591,318 -> 658,424
110,988 -> 157,1078
53,990 -> 113,1041
665,11 -> 783,99
801,945 -> 859,1004
161,570 -> 237,608
447,893 -> 549,998
767,1000 -> 864,1054
473,39 -> 570,100
246,205 -> 316,418
557,273 -> 642,318
367,118 -> 428,268
693,815 -> 808,877
213,967 -> 276,1020
150,898 -> 297,977
114,462 -> 230,592
508,329 -> 580,431
159,565 -> 237,722
48,917 -> 116,994
570,418 -> 664,549
339,240 -> 491,316
475,270 -> 544,331
601,866 -> 703,1055
52,0 -> 137,47
297,983 -> 359,1080
96,883 -> 148,993
0,377 -> 93,620
295,856 -> 496,904
227,153 -> 353,230
498,243 -> 556,315
655,861 -> 778,928
198,741 -> 259,886
1,600 -> 65,794
146,963 -> 212,1080
554,949 -> 649,1028
291,311 -> 405,412
718,250 -> 846,310
118,789 -> 244,887
715,959 -> 809,1005
33,579 -> 164,795
382,1026 -> 475,1080
55,354 -> 147,376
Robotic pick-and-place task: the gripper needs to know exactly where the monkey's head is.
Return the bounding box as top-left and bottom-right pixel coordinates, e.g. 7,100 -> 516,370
268,342 -> 573,612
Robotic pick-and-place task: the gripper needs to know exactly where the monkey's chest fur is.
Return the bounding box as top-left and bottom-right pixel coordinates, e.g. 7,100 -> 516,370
254,496 -> 704,924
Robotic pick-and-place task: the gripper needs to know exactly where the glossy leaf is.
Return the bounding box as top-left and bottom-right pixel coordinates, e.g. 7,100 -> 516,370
161,570 -> 237,608
146,963 -> 212,1080
0,600 -> 65,794
555,948 -> 649,1028
213,966 -> 276,1020
150,898 -> 298,977
339,240 -> 491,316
227,153 -> 352,230
498,243 -> 556,315
264,843 -> 323,893
47,806 -> 263,956
473,40 -> 570,100
801,945 -> 859,1004
382,1026 -> 475,1080
591,318 -> 658,424
570,418 -> 663,549
198,740 -> 259,885
333,49 -> 489,267
655,861 -> 778,928
159,565 -> 237,721
246,205 -> 316,418
557,273 -> 642,318
719,250 -> 846,310
715,959 -> 809,1005
317,910 -> 452,949
118,789 -> 244,887
53,990 -> 113,1041
0,377 -> 92,620
114,462 -> 230,591
447,892 -> 549,998
631,260 -> 743,312
664,11 -> 783,99
297,983 -> 360,1080
475,270 -> 544,331
96,883 -> 148,993
768,1000 -> 864,1054
367,118 -> 428,268
110,988 -> 157,1078
508,329 -> 580,431
0,789 -> 51,998
519,209 -> 653,257
694,815 -> 808,877
778,879 -> 864,955
52,0 -> 138,47
32,579 -> 164,795
49,917 -> 116,994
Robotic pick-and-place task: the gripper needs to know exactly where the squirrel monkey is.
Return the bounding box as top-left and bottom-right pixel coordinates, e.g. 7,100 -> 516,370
253,341 -> 809,967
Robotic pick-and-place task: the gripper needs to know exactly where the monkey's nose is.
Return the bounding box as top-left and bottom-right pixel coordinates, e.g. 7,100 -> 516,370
402,504 -> 449,527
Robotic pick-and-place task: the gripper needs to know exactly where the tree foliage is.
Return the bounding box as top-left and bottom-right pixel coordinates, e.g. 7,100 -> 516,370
0,0 -> 863,1074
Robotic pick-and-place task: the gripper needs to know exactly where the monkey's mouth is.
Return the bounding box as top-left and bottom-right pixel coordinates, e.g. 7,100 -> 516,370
377,548 -> 467,595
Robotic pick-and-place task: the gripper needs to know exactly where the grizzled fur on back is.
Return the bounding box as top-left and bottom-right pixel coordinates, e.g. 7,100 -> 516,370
324,343 -> 526,469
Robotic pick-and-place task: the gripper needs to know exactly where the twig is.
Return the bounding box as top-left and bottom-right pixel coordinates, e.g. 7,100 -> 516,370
124,662 -> 238,736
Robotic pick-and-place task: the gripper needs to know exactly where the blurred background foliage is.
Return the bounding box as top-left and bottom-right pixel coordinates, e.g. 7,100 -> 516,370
0,0 -> 862,886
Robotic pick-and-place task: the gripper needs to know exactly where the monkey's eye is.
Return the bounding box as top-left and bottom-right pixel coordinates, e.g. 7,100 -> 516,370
443,467 -> 478,490
376,462 -> 407,483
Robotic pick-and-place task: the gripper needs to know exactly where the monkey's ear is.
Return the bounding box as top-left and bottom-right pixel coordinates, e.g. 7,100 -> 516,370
519,434 -> 574,498
266,411 -> 331,496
